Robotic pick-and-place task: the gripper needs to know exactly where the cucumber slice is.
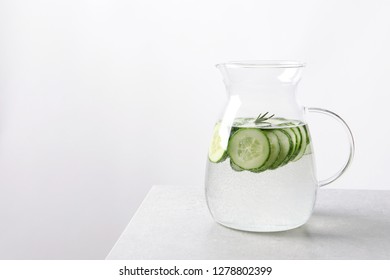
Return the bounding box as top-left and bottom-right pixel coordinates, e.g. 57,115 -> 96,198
208,122 -> 227,163
270,130 -> 293,169
289,126 -> 302,160
304,125 -> 310,144
292,125 -> 307,162
304,143 -> 312,155
253,131 -> 281,172
281,128 -> 297,164
266,118 -> 289,126
230,159 -> 244,172
230,126 -> 240,136
228,128 -> 270,170
233,117 -> 254,126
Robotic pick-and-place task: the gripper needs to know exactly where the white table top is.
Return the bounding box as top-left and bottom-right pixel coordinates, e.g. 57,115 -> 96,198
107,186 -> 390,260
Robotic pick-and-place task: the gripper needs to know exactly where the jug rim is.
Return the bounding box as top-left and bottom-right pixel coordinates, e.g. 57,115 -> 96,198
216,60 -> 305,69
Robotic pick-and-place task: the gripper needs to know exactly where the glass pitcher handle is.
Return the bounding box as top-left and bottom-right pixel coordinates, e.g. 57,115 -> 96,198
306,107 -> 355,187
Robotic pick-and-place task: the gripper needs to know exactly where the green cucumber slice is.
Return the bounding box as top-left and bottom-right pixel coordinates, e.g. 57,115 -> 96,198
270,130 -> 293,169
253,131 -> 281,172
292,125 -> 307,162
230,159 -> 244,172
281,128 -> 297,164
289,126 -> 302,160
304,126 -> 310,144
304,143 -> 312,155
208,122 -> 227,163
228,128 -> 270,170
266,118 -> 289,126
233,117 -> 254,126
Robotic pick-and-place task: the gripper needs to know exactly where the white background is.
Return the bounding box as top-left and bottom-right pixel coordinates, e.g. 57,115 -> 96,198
0,0 -> 389,259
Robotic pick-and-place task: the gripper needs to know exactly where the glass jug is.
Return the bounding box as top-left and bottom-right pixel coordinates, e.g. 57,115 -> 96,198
205,61 -> 354,232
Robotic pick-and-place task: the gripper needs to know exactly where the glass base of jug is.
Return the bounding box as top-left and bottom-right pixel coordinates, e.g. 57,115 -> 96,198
213,218 -> 309,232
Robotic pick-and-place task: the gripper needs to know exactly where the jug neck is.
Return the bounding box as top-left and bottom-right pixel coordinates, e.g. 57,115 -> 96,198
217,61 -> 304,98
217,61 -> 305,119
227,83 -> 298,99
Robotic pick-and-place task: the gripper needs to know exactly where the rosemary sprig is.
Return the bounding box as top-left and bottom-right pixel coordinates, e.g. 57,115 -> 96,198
254,112 -> 274,124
